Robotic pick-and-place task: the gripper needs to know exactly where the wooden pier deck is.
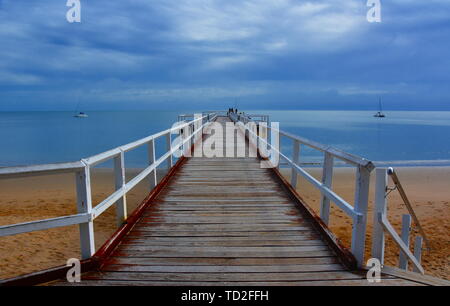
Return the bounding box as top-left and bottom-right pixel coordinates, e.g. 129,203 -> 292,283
47,117 -> 433,286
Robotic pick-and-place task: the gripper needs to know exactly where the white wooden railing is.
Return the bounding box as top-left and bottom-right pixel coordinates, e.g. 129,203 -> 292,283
0,113 -> 216,259
230,112 -> 426,273
372,168 -> 425,274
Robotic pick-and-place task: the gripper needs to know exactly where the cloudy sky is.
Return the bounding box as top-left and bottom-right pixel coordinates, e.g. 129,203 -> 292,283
0,0 -> 449,111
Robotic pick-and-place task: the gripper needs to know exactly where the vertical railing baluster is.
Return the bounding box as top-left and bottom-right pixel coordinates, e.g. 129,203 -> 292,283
320,152 -> 334,225
413,236 -> 423,273
114,151 -> 127,226
372,168 -> 387,265
351,165 -> 371,267
75,165 -> 95,259
182,124 -> 190,157
148,139 -> 157,189
190,123 -> 196,154
291,140 -> 300,188
399,214 -> 412,270
166,132 -> 173,170
276,135 -> 281,170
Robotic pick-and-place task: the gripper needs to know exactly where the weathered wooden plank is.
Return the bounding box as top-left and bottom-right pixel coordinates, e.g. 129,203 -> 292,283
126,230 -> 317,237
118,245 -> 329,253
57,277 -> 423,286
120,239 -> 326,247
153,199 -> 291,203
134,224 -> 309,231
82,271 -> 366,282
103,264 -> 345,273
143,210 -> 295,215
113,250 -> 335,258
160,194 -> 289,199
138,220 -> 306,226
137,221 -> 306,227
104,256 -> 339,266
122,235 -> 321,243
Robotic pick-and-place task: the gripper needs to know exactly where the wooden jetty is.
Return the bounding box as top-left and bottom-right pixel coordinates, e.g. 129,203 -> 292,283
0,112 -> 448,286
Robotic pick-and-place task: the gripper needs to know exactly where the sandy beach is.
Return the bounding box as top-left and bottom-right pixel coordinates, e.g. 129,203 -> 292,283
281,167 -> 450,280
0,166 -> 449,280
0,169 -> 155,280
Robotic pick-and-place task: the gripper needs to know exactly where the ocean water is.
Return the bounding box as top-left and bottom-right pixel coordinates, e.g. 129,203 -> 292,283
0,110 -> 449,167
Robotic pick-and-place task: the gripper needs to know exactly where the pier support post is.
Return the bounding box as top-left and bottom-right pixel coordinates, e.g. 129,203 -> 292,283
351,165 -> 371,267
290,140 -> 300,188
320,152 -> 334,225
148,139 -> 157,189
372,168 -> 388,265
114,151 -> 127,226
75,166 -> 95,259
399,214 -> 412,270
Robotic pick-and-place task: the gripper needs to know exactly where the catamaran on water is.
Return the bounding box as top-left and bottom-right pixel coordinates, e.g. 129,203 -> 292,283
374,98 -> 385,118
74,112 -> 88,118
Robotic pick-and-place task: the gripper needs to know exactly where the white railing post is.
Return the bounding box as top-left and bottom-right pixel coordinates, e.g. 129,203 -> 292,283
413,236 -> 423,273
182,124 -> 191,157
351,165 -> 371,267
319,152 -> 334,225
372,168 -> 388,265
75,166 -> 95,259
276,136 -> 281,170
190,123 -> 196,153
114,151 -> 127,226
166,132 -> 173,169
291,140 -> 300,188
399,214 -> 412,270
148,139 -> 157,189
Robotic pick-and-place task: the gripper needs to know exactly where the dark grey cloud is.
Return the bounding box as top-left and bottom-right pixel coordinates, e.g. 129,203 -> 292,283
0,0 -> 449,110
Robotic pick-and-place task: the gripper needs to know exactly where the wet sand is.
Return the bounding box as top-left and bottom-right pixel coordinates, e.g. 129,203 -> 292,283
0,167 -> 448,281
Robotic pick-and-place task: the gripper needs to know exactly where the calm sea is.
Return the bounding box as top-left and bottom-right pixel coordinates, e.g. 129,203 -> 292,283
1,110 -> 449,167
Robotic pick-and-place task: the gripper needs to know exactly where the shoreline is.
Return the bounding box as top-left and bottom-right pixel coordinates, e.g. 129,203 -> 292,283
0,166 -> 448,280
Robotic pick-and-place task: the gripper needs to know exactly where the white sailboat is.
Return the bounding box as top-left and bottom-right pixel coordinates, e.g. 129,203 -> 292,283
374,98 -> 385,118
73,98 -> 88,118
74,112 -> 88,118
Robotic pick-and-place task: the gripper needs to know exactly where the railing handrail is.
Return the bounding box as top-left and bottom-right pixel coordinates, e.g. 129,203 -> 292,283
232,112 -> 374,169
387,168 -> 430,250
274,129 -> 374,170
0,115 -> 207,177
230,114 -> 363,219
0,161 -> 85,178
